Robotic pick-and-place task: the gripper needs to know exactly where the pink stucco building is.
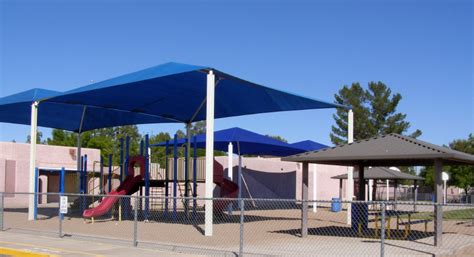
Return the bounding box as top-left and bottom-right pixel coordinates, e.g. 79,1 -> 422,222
0,142 -> 100,206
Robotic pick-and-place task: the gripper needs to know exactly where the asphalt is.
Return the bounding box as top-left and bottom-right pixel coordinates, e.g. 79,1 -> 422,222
0,231 -> 201,257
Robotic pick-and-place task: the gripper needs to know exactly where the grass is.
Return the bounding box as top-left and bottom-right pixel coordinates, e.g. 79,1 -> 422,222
401,208 -> 474,221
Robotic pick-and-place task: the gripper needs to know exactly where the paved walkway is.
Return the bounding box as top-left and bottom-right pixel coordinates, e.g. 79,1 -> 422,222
0,231 -> 201,257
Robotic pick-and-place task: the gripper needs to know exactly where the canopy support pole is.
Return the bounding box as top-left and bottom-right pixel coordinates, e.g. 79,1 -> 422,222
346,109 -> 354,225
28,101 -> 39,221
205,70 -> 215,236
434,159 -> 443,246
228,143 -> 233,181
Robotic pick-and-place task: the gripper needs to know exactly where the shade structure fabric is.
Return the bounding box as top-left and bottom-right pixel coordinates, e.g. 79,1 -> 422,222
331,167 -> 424,181
0,88 -> 176,132
43,62 -> 346,125
151,127 -> 306,157
290,140 -> 328,152
282,133 -> 474,166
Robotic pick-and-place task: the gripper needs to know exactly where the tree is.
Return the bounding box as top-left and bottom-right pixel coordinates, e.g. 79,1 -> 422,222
330,82 -> 422,145
26,131 -> 45,144
420,134 -> 474,195
265,134 -> 288,143
46,125 -> 141,165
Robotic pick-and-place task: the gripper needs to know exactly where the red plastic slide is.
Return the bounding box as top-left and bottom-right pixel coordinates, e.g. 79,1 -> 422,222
83,156 -> 146,219
213,160 -> 239,213
83,174 -> 142,218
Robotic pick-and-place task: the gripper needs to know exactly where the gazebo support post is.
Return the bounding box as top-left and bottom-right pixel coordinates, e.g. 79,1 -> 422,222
339,179 -> 343,200
301,162 -> 309,237
357,165 -> 365,201
434,159 -> 443,246
204,70 -> 215,236
394,180 -> 398,210
414,180 -> 418,212
28,101 -> 39,221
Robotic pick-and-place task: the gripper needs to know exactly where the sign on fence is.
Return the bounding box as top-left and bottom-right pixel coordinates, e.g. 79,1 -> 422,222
60,196 -> 68,214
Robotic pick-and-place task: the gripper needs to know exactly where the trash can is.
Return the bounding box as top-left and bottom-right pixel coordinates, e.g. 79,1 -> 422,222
331,198 -> 341,212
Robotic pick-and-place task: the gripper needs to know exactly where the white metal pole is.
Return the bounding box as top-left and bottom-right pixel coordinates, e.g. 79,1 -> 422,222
386,179 -> 390,201
28,101 -> 39,221
312,164 -> 317,213
204,70 -> 215,236
228,142 -> 233,181
346,109 -> 354,225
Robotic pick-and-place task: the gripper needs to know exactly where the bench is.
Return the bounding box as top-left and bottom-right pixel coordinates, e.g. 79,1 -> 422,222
398,218 -> 432,238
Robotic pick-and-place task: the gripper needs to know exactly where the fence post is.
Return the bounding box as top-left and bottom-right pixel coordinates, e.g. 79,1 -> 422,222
380,202 -> 385,257
0,192 -> 3,231
133,196 -> 138,247
239,198 -> 244,257
59,199 -> 63,238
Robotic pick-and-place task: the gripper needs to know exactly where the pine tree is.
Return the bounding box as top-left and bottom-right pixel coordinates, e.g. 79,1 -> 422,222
330,82 -> 421,145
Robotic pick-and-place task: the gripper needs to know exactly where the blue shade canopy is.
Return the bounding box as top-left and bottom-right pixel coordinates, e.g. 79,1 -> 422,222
151,127 -> 306,157
290,140 -> 328,152
0,88 -> 173,132
45,62 -> 347,123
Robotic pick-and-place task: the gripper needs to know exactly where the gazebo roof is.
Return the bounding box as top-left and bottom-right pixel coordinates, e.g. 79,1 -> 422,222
282,133 -> 474,166
331,167 -> 424,181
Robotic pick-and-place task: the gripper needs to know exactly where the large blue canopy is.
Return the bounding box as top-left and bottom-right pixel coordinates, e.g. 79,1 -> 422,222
290,140 -> 328,152
151,127 -> 306,157
44,62 -> 346,124
0,88 -> 172,132
1,62 -> 347,132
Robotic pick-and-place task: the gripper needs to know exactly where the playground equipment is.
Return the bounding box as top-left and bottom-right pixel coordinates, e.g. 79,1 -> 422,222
83,156 -> 145,218
213,160 -> 239,213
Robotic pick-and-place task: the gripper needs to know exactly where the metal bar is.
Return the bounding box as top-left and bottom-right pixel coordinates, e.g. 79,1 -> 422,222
173,134 -> 178,222
185,124 -> 191,216
145,134 -> 150,220
301,162 -> 309,238
120,138 -> 124,182
165,141 -> 169,214
193,136 -> 197,220
133,196 -> 138,247
239,198 -> 245,257
380,202 -> 385,257
58,200 -> 63,238
59,167 -> 65,221
0,192 -> 4,231
34,167 -> 39,220
125,136 -> 130,177
434,159 -> 443,246
108,154 -> 112,193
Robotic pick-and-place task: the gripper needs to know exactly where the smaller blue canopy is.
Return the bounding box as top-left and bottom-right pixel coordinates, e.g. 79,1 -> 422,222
151,127 -> 306,157
290,140 -> 328,152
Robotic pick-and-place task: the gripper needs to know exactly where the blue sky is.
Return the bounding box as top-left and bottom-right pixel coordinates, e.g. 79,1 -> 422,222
0,0 -> 472,146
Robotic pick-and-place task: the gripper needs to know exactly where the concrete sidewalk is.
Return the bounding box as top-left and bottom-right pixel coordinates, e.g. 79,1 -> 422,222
0,231 -> 201,257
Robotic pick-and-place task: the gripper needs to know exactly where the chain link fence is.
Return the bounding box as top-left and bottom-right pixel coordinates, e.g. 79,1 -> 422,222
1,192 -> 473,256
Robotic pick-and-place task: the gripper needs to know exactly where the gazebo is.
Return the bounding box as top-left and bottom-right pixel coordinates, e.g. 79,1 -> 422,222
331,167 -> 424,202
283,133 -> 474,246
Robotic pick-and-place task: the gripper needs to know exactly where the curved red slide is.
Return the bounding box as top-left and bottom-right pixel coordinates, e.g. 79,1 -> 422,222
83,156 -> 146,218
213,160 -> 239,213
83,174 -> 142,218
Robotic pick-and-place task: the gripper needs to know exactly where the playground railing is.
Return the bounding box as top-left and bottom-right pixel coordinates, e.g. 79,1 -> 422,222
1,192 -> 473,257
